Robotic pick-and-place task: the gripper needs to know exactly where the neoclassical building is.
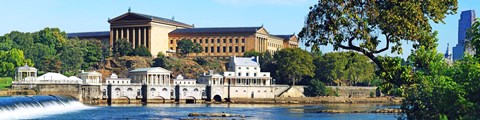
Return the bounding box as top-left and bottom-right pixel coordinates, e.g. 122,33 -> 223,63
68,10 -> 298,58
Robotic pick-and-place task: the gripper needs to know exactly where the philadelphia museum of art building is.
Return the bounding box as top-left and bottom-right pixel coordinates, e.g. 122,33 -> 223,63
68,11 -> 299,58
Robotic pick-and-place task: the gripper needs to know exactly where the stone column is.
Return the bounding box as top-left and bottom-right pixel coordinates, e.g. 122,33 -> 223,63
120,28 -> 124,39
110,29 -> 114,47
132,28 -> 136,48
143,27 -> 147,47
138,28 -> 142,47
126,28 -> 130,42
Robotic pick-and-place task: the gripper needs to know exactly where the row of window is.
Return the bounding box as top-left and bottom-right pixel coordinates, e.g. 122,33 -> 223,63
107,81 -> 129,84
170,38 -> 245,44
171,46 -> 246,53
235,90 -> 273,93
238,67 -> 258,70
175,81 -> 195,85
238,72 -> 258,77
268,42 -> 283,48
204,46 -> 245,53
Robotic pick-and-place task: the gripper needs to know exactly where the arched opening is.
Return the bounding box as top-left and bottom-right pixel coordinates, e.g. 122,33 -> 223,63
115,88 -> 121,97
251,91 -> 254,98
185,96 -> 196,104
150,88 -> 156,97
152,96 -> 166,103
119,96 -> 131,104
162,88 -> 168,91
213,95 -> 222,102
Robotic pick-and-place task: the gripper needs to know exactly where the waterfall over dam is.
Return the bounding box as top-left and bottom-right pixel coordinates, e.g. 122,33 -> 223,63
0,95 -> 94,119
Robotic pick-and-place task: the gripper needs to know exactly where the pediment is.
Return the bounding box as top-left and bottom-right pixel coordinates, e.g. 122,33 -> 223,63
290,35 -> 298,42
256,27 -> 270,35
109,13 -> 151,23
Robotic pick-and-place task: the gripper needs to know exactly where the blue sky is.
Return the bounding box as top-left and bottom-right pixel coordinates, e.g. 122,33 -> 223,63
0,0 -> 478,59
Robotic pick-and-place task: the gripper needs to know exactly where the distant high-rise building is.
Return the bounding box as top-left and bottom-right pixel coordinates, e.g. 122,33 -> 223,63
453,10 -> 476,60
445,43 -> 452,61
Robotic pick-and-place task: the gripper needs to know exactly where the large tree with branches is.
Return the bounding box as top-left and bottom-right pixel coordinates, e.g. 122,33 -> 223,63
299,0 -> 457,72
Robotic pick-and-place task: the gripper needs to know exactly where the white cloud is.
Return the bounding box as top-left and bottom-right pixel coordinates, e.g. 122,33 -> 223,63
214,0 -> 309,6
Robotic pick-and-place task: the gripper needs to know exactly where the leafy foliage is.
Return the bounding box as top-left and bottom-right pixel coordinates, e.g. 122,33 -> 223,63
112,39 -> 133,57
133,46 -> 152,57
0,49 -> 34,77
152,52 -> 167,68
0,28 -> 106,76
244,50 -> 261,57
176,39 -> 202,57
306,79 -> 328,96
59,43 -> 84,74
299,0 -> 457,71
467,18 -> 480,57
313,52 -> 375,86
274,48 -> 314,86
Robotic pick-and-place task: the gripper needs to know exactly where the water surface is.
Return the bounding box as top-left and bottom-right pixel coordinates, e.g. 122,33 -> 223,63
41,104 -> 400,120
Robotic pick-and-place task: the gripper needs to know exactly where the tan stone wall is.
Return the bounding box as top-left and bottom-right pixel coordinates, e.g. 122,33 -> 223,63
267,36 -> 284,53
150,23 -> 181,57
169,34 -> 255,58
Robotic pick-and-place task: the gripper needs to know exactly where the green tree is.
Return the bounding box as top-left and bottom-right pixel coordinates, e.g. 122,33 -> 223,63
0,49 -> 34,77
33,28 -> 67,51
467,18 -> 480,57
244,50 -> 261,57
75,39 -> 103,70
152,52 -> 167,68
313,52 -> 375,86
132,46 -> 152,57
299,0 -> 457,72
260,51 -> 276,80
39,55 -> 62,73
274,48 -> 314,86
59,43 -> 84,74
112,39 -> 133,57
307,79 -> 328,96
176,39 -> 202,57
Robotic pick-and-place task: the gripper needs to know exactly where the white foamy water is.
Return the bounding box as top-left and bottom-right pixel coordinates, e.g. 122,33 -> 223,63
0,100 -> 95,119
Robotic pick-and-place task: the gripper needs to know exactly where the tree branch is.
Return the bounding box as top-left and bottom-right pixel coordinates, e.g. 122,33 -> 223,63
337,36 -> 385,72
374,34 -> 390,54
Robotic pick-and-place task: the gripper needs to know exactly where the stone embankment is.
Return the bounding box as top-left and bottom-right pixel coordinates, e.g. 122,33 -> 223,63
188,112 -> 246,117
231,96 -> 402,104
313,108 -> 402,113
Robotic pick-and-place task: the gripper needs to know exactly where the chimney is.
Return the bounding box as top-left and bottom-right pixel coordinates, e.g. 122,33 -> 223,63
81,70 -> 85,73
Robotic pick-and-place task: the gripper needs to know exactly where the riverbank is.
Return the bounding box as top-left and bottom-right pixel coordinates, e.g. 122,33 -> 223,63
229,96 -> 401,104
87,96 -> 401,105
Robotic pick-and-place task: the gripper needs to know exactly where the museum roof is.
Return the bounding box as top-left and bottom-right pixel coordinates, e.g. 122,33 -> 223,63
67,31 -> 110,38
169,27 -> 263,35
135,12 -> 192,27
273,34 -> 295,40
109,12 -> 193,28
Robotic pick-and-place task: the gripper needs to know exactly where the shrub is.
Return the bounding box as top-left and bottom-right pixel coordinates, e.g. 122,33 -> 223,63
195,57 -> 208,65
132,46 -> 152,57
307,79 -> 328,96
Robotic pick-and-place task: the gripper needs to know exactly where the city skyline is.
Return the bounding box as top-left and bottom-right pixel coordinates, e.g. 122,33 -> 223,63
0,0 -> 479,59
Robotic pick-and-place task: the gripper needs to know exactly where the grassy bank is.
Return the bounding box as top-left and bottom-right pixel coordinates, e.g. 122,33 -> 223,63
0,77 -> 13,90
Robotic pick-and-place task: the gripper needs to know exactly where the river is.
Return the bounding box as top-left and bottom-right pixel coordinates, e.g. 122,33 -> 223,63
0,96 -> 400,119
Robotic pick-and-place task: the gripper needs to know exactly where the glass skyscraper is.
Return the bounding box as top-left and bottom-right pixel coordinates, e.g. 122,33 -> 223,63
453,10 -> 476,61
